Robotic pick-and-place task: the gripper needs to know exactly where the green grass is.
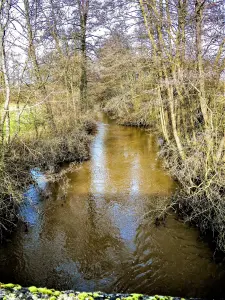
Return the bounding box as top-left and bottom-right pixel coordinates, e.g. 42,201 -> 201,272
3,104 -> 46,137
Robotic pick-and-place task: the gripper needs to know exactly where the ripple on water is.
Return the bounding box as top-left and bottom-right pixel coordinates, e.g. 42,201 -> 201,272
0,116 -> 225,298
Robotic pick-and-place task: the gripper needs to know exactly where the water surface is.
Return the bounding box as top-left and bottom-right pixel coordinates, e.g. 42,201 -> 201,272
0,116 -> 225,298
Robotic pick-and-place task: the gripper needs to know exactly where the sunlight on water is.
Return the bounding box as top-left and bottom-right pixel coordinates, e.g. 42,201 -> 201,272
0,115 -> 225,298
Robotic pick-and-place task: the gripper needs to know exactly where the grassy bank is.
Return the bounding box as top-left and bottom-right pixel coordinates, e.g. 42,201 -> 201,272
0,115 -> 96,241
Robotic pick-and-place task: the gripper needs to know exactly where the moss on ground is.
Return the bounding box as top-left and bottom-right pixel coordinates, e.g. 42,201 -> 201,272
0,283 -> 199,300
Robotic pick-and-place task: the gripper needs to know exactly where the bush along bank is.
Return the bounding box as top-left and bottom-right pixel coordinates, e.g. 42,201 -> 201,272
158,141 -> 225,253
0,117 -> 97,242
102,104 -> 225,254
0,284 -> 193,300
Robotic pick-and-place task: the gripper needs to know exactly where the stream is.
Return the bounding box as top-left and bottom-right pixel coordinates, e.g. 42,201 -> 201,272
0,115 -> 225,298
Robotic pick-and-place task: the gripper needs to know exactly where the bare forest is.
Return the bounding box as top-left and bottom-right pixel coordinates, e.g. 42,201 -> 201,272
0,0 -> 225,253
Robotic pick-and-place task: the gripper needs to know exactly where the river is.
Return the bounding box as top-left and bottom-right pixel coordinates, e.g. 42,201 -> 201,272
0,115 -> 225,298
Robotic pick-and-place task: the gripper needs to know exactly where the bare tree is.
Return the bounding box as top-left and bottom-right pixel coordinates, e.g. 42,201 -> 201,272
0,0 -> 12,143
23,0 -> 56,132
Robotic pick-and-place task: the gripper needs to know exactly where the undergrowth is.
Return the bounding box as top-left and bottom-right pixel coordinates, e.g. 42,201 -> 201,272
0,111 -> 96,240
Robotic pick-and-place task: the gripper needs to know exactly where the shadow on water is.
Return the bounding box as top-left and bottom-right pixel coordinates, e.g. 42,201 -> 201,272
1,114 -> 225,299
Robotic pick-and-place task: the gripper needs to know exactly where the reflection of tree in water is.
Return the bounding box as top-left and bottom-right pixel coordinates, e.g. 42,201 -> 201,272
87,193 -> 97,229
2,121 -> 225,297
111,201 -> 163,294
73,193 -> 125,281
35,190 -> 128,291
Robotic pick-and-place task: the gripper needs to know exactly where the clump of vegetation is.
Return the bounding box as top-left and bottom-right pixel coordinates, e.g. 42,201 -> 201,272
0,283 -> 183,300
161,141 -> 225,251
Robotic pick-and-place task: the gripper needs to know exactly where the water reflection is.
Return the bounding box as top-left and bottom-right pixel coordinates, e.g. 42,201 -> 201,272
21,169 -> 47,225
0,116 -> 225,298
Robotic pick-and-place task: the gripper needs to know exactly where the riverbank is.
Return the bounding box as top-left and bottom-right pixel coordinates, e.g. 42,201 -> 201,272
0,116 -> 96,241
0,284 -> 190,300
102,106 -> 225,254
1,118 -> 224,299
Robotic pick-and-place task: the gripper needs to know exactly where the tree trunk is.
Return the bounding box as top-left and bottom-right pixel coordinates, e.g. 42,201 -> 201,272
23,0 -> 56,132
195,0 -> 208,127
0,2 -> 11,144
77,0 -> 89,110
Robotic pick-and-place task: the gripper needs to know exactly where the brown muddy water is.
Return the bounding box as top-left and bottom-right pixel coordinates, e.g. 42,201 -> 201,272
0,115 -> 225,299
